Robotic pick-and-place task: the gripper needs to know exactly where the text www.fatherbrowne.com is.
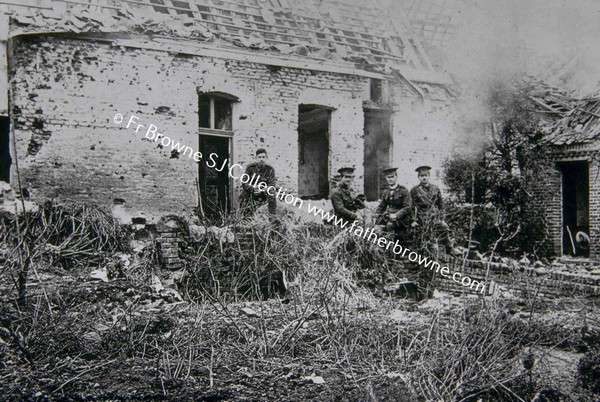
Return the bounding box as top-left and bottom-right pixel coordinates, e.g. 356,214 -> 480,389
114,112 -> 487,294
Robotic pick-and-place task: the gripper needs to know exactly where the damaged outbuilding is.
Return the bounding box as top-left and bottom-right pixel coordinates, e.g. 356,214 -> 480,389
541,97 -> 600,259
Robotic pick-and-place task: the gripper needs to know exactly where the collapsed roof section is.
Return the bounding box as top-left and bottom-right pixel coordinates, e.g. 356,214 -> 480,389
522,78 -> 579,119
394,0 -> 463,47
518,73 -> 600,147
544,98 -> 600,146
4,0 -> 442,78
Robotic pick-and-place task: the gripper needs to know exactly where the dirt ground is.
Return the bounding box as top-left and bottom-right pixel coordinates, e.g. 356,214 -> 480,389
2,268 -> 599,401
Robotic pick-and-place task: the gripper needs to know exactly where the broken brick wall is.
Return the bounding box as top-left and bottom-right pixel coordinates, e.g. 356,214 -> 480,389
530,152 -> 563,258
8,34 -> 370,222
438,257 -> 600,298
591,158 -> 600,259
8,33 -> 461,222
390,257 -> 600,298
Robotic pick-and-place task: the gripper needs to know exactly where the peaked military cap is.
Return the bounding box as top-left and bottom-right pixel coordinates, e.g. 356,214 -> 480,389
415,165 -> 432,173
382,167 -> 398,175
337,167 -> 355,176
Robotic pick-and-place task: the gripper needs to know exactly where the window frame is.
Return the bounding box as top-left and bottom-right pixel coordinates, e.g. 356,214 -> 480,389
198,92 -> 238,135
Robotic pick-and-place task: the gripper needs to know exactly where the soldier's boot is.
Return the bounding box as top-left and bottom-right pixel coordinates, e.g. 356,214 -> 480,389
383,221 -> 397,243
443,238 -> 462,256
435,221 -> 461,256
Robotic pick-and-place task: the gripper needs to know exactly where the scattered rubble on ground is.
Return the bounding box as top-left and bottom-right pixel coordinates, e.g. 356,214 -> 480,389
1,200 -> 599,400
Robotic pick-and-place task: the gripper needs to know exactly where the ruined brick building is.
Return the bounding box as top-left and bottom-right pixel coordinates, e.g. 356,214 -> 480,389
0,0 -> 461,222
540,97 -> 600,259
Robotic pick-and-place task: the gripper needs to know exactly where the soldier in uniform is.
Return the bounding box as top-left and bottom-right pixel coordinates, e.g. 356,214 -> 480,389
239,148 -> 277,216
330,167 -> 365,225
374,167 -> 412,240
410,165 -> 460,255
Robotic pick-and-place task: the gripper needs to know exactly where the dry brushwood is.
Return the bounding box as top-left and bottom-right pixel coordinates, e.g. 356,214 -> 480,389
406,298 -> 538,401
1,200 -> 130,271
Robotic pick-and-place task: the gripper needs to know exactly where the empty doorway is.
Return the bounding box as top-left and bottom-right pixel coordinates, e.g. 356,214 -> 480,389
197,91 -> 237,218
198,135 -> 231,217
364,109 -> 392,201
559,161 -> 589,257
0,116 -> 10,182
298,105 -> 330,199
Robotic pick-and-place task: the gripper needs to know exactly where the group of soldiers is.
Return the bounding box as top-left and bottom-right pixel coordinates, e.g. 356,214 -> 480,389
330,165 -> 460,255
238,148 -> 459,255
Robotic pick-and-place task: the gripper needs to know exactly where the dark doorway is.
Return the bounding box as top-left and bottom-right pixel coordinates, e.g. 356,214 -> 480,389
298,105 -> 330,199
364,109 -> 392,201
0,116 -> 10,182
559,161 -> 589,257
198,135 -> 231,217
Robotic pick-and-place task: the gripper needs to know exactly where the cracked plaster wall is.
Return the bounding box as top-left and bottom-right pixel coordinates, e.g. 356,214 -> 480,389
9,34 -> 459,222
9,35 -> 368,222
390,83 -> 461,190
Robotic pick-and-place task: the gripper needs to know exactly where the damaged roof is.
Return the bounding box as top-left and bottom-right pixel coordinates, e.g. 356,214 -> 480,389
395,0 -> 463,47
4,0 -> 439,75
523,78 -> 579,118
543,97 -> 600,146
522,61 -> 600,147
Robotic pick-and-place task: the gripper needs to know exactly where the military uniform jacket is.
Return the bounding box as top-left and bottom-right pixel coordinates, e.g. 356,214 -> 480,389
375,185 -> 412,223
410,183 -> 443,215
242,162 -> 276,193
330,184 -> 365,222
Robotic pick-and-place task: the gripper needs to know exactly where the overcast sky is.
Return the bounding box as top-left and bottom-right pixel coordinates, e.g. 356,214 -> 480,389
442,0 -> 600,96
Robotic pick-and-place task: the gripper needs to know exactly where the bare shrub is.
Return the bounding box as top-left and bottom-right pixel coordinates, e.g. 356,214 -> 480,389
578,347 -> 600,394
407,298 -> 538,401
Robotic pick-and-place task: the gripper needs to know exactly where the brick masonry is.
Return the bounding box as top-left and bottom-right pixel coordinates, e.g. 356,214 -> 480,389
589,158 -> 600,259
155,221 -> 600,297
8,33 -> 460,223
389,254 -> 600,298
530,152 -> 563,257
531,147 -> 600,259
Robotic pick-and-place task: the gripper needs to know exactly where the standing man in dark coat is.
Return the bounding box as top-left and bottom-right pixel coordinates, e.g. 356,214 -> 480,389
330,167 -> 365,225
410,165 -> 459,255
374,167 -> 412,239
239,148 -> 277,216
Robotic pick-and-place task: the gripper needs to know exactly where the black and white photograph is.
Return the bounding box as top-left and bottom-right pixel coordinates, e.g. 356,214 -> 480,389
0,0 -> 599,400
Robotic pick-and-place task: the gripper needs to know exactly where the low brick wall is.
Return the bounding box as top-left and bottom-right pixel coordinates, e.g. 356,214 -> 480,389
156,217 -> 184,270
388,252 -> 600,298
153,220 -> 600,298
